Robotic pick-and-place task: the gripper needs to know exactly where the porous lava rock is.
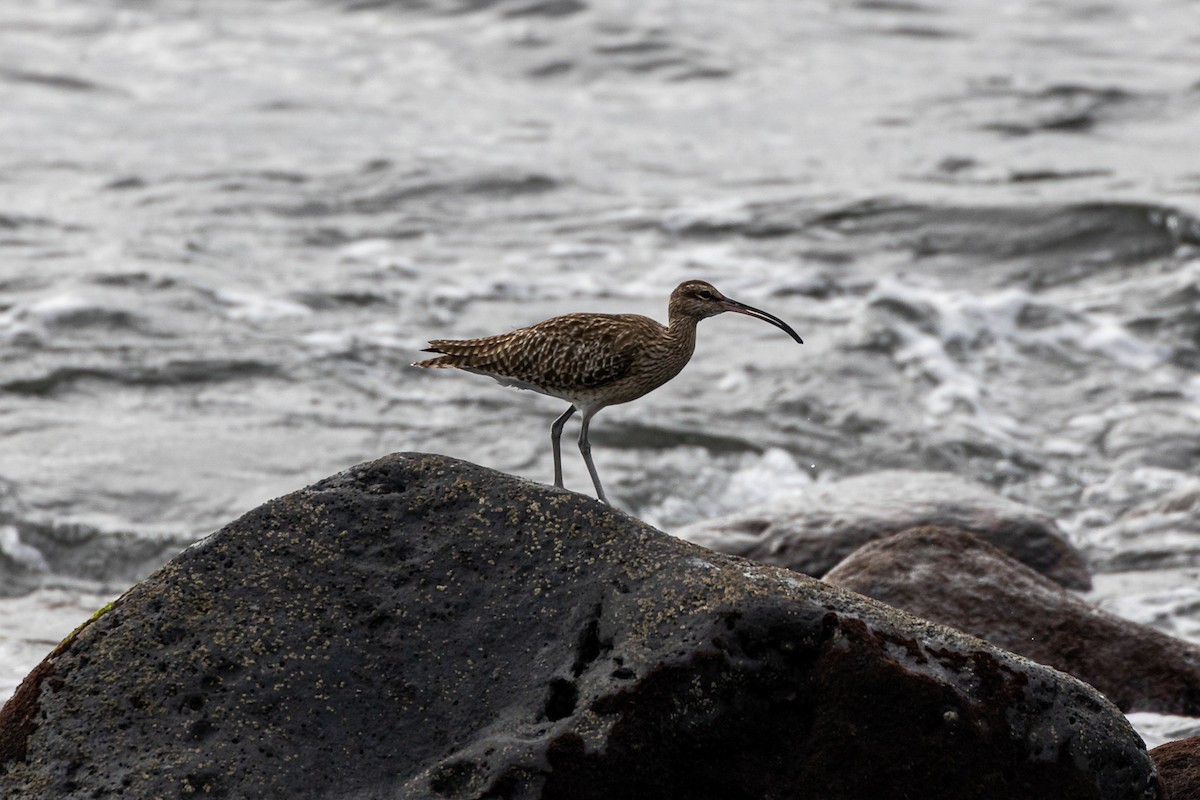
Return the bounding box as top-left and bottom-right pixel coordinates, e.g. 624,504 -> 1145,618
1149,736 -> 1200,800
674,469 -> 1091,589
824,526 -> 1200,716
0,454 -> 1159,799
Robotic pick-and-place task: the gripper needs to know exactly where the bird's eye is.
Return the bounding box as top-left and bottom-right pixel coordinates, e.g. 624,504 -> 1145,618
698,290 -> 714,300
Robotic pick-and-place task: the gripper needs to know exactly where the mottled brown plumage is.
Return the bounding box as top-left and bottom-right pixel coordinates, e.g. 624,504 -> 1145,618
414,280 -> 803,503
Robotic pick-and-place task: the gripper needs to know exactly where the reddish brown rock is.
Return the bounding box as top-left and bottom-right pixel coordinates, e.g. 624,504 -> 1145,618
824,526 -> 1200,716
675,470 -> 1090,589
1150,737 -> 1200,800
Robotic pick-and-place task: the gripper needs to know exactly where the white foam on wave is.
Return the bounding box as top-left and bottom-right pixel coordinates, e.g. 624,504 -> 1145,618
416,259 -> 612,321
660,198 -> 755,235
1125,712 -> 1200,750
866,274 -> 1170,384
544,242 -> 622,261
0,525 -> 50,572
299,323 -> 423,357
862,278 -> 1029,443
868,277 -> 1030,345
213,289 -> 312,322
1098,582 -> 1200,644
0,306 -> 43,347
0,293 -> 137,344
642,447 -> 815,531
406,238 -> 809,332
724,447 -> 816,506
26,294 -> 108,323
597,237 -> 813,309
1079,480 -> 1200,573
662,243 -> 800,299
1072,467 -> 1195,531
859,274 -> 1180,470
336,239 -> 418,274
1069,314 -> 1166,371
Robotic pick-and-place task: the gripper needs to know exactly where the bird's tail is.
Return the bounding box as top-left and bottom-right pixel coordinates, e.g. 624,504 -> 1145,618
412,354 -> 460,368
412,344 -> 457,368
412,336 -> 512,368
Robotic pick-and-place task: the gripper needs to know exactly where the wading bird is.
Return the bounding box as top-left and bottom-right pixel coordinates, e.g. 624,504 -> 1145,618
413,280 -> 803,504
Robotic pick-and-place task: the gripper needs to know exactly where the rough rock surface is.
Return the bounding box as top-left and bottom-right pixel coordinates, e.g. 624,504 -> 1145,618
0,454 -> 1159,800
674,469 -> 1091,589
1149,736 -> 1200,800
824,526 -> 1200,716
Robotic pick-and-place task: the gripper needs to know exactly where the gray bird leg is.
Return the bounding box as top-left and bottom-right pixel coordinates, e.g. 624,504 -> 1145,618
578,411 -> 608,504
551,406 -> 576,489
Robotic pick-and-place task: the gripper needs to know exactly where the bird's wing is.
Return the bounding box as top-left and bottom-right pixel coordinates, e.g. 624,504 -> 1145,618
423,314 -> 657,391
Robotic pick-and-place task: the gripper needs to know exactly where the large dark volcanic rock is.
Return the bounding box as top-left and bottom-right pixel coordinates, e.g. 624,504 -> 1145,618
0,454 -> 1159,799
824,526 -> 1200,716
674,470 -> 1091,590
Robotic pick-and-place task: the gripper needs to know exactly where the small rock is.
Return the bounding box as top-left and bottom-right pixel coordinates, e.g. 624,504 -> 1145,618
1149,736 -> 1200,800
675,470 -> 1090,589
825,526 -> 1200,715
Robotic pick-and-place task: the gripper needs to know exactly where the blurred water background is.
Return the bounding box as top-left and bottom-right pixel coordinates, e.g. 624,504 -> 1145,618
2,0 -> 1200,747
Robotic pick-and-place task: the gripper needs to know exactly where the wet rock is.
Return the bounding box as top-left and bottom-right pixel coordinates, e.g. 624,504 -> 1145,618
675,470 -> 1090,589
1149,736 -> 1200,800
0,455 -> 1159,800
824,526 -> 1200,716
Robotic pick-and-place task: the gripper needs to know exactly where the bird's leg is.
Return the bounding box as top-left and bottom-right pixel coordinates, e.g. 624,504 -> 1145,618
551,406 -> 577,489
577,411 -> 608,504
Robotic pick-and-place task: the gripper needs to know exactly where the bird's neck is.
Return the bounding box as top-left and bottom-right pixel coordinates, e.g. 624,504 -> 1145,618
666,313 -> 700,352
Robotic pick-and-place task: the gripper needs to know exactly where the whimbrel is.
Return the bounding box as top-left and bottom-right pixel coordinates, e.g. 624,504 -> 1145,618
413,280 -> 803,504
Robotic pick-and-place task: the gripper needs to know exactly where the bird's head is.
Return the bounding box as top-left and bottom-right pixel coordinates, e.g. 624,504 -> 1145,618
669,280 -> 804,343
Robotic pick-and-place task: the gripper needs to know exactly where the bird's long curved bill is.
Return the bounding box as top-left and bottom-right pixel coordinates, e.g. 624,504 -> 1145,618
722,299 -> 804,344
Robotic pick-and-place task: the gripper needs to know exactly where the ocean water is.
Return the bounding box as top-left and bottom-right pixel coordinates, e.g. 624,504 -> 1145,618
3,0 -> 1200,749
